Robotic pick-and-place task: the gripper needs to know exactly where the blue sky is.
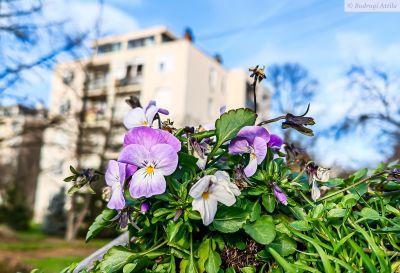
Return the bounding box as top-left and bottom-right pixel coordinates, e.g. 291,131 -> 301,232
3,0 -> 400,169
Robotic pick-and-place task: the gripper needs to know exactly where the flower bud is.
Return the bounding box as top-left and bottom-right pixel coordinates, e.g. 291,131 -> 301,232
140,201 -> 150,214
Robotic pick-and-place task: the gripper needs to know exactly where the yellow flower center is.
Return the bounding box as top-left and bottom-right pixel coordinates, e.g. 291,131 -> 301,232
202,192 -> 209,200
251,152 -> 257,160
143,121 -> 149,126
146,164 -> 155,175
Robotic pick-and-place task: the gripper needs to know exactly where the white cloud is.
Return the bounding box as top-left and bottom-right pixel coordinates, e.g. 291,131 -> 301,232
335,31 -> 400,66
45,0 -> 140,37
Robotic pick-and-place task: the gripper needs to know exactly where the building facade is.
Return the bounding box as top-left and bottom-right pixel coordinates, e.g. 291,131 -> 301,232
33,26 -> 269,222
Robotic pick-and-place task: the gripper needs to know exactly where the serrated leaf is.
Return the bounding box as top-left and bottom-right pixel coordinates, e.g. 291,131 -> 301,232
98,246 -> 136,273
214,108 -> 257,149
86,208 -> 117,242
244,215 -> 276,245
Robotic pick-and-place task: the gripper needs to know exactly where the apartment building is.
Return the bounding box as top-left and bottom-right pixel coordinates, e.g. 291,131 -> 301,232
33,26 -> 269,222
0,104 -> 46,217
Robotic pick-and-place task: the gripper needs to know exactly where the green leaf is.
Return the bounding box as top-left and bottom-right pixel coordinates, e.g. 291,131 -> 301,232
98,246 -> 136,273
289,220 -> 312,231
351,168 -> 368,181
205,250 -> 222,273
122,257 -> 150,273
360,207 -> 380,220
341,194 -> 357,208
167,220 -> 185,243
213,207 -> 249,233
288,206 -> 307,221
269,234 -> 297,257
86,208 -> 117,242
245,199 -> 261,221
197,238 -> 210,273
214,108 -> 257,150
186,255 -> 199,273
262,194 -> 276,213
327,208 -> 346,219
267,247 -> 296,273
244,215 -> 276,245
311,204 -> 324,219
240,267 -> 256,273
348,238 -> 378,273
289,229 -> 335,273
67,184 -> 81,194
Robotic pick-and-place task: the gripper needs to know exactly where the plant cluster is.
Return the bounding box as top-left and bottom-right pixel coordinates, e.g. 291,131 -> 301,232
62,69 -> 400,273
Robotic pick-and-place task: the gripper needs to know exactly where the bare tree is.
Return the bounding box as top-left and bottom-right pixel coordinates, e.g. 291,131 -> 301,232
0,0 -> 88,93
330,64 -> 400,158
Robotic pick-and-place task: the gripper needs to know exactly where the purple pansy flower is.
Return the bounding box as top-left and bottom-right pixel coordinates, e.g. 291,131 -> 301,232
228,126 -> 270,177
268,134 -> 283,151
119,127 -> 181,198
272,182 -> 288,205
123,100 -> 169,129
105,160 -> 127,210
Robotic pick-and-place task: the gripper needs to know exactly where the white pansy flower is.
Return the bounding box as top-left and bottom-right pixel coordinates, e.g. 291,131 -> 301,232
123,100 -> 169,129
189,171 -> 240,226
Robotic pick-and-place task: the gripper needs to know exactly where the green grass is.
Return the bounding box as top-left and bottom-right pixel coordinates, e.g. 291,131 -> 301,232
0,237 -> 108,251
23,256 -> 85,273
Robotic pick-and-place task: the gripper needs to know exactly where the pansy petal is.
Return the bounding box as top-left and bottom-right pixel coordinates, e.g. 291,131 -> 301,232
316,167 -> 330,182
145,104 -> 159,125
237,126 -> 270,145
125,164 -> 138,178
123,108 -> 147,129
158,107 -> 169,115
192,198 -> 218,226
228,137 -> 250,154
268,134 -> 283,149
124,127 -> 181,152
196,157 -> 207,170
105,160 -> 119,186
107,187 -> 125,210
118,144 -> 149,167
311,180 -> 321,201
253,136 -> 267,164
129,168 -> 166,198
150,144 -> 178,175
214,171 -> 230,183
189,176 -> 212,199
244,156 -> 258,177
210,184 -> 236,206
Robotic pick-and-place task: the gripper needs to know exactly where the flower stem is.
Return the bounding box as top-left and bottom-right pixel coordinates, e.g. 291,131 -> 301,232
257,115 -> 286,126
252,78 -> 257,113
317,171 -> 387,202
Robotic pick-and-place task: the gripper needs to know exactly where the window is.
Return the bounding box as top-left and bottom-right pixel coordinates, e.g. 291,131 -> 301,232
161,33 -> 174,43
209,68 -> 217,91
97,42 -> 122,55
128,36 -> 155,49
158,56 -> 173,73
59,99 -> 71,114
62,71 -> 74,85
